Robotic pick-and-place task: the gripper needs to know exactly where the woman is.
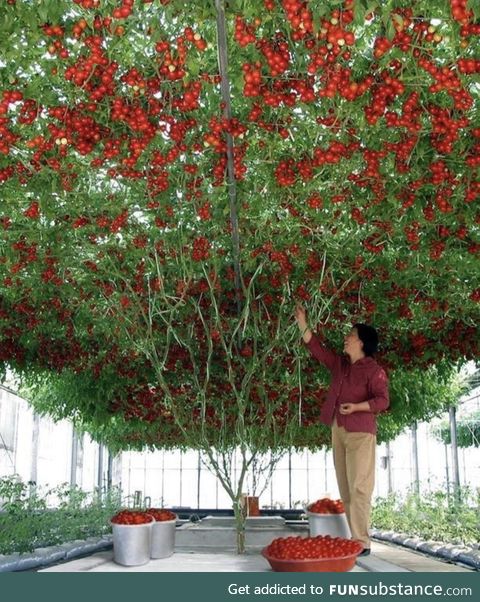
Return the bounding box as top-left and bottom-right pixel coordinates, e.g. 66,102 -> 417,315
295,304 -> 389,556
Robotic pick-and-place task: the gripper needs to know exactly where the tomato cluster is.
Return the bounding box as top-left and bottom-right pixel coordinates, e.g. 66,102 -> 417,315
258,36 -> 290,76
112,0 -> 134,20
234,16 -> 257,47
111,510 -> 153,525
191,236 -> 211,261
266,535 -> 361,560
450,0 -> 474,24
147,509 -> 177,522
308,498 -> 345,514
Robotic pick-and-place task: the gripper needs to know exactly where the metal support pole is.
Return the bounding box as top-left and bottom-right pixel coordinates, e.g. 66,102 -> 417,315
107,449 -> 113,490
444,443 -> 450,495
77,432 -> 84,488
306,451 -> 310,502
197,450 -> 201,509
127,452 -> 131,500
12,400 -> 19,473
216,458 -> 219,509
143,451 -> 147,500
97,443 -> 104,491
70,427 -> 78,487
161,450 -> 165,506
324,448 -> 328,492
288,450 -> 292,508
215,0 -> 243,324
30,412 -> 40,485
411,421 -> 420,496
386,441 -> 393,494
179,450 -> 183,507
449,406 -> 461,500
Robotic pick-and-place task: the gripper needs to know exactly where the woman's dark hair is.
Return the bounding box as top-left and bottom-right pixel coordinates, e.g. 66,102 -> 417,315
353,323 -> 379,357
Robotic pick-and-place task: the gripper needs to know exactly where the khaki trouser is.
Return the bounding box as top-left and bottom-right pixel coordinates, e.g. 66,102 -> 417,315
332,420 -> 376,549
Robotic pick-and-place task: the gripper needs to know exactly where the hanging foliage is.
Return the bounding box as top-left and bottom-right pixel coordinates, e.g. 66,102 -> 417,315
0,0 -> 479,454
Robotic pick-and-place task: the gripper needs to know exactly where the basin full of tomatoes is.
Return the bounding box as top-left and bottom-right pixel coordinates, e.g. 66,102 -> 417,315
307,498 -> 345,514
262,535 -> 362,572
111,510 -> 154,525
147,508 -> 177,522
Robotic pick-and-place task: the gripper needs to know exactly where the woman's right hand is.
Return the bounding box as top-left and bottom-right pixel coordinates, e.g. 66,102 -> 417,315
295,303 -> 307,329
295,303 -> 312,343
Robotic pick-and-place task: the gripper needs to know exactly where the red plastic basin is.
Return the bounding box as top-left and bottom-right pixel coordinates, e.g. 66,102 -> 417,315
261,548 -> 359,572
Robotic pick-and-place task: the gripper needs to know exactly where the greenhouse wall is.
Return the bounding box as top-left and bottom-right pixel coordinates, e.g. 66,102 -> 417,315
2,385 -> 480,508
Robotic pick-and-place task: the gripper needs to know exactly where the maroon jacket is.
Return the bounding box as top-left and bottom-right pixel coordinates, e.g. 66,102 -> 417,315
306,334 -> 389,434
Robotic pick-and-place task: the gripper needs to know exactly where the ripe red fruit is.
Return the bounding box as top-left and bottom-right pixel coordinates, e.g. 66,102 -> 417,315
24,201 -> 40,219
147,508 -> 176,522
265,534 -> 361,560
111,510 -> 154,525
308,498 -> 345,514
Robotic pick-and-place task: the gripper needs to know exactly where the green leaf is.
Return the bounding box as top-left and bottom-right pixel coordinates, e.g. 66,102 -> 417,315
354,1 -> 367,26
468,0 -> 480,20
37,5 -> 50,23
386,19 -> 395,41
187,58 -> 200,77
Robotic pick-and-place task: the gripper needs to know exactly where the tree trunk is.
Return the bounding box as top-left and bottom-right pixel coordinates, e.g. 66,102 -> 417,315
232,497 -> 247,554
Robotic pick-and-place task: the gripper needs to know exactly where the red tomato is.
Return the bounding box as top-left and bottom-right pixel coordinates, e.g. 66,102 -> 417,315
308,497 -> 345,514
111,510 -> 153,525
147,508 -> 177,522
266,535 -> 362,560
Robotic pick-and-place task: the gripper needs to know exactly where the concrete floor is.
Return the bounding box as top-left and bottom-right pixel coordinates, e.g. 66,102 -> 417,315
40,541 -> 474,573
40,550 -> 362,572
38,518 -> 476,573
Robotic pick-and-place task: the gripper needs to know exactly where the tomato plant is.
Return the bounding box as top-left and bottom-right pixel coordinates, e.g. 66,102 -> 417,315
0,0 -> 478,554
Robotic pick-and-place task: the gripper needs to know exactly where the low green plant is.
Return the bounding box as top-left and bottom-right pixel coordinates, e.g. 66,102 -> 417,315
0,476 -> 122,555
371,487 -> 480,546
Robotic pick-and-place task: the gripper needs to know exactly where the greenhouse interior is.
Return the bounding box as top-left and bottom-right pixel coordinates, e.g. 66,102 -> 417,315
0,0 -> 479,574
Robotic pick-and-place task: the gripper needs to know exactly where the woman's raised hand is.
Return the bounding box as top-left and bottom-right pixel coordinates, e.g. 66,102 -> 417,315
295,303 -> 312,343
295,303 -> 306,326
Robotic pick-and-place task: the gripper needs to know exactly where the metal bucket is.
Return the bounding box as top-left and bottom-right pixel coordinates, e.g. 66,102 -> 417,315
306,511 -> 351,538
150,518 -> 176,559
112,520 -> 153,566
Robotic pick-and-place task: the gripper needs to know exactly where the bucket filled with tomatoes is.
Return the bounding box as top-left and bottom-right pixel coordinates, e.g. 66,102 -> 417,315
306,498 -> 351,538
148,508 -> 177,559
111,510 -> 154,566
262,535 -> 362,572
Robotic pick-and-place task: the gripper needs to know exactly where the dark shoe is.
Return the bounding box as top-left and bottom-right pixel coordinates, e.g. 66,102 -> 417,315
358,548 -> 371,557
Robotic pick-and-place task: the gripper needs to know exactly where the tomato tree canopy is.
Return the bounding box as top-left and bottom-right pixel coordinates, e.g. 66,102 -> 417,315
1,0 -> 479,451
